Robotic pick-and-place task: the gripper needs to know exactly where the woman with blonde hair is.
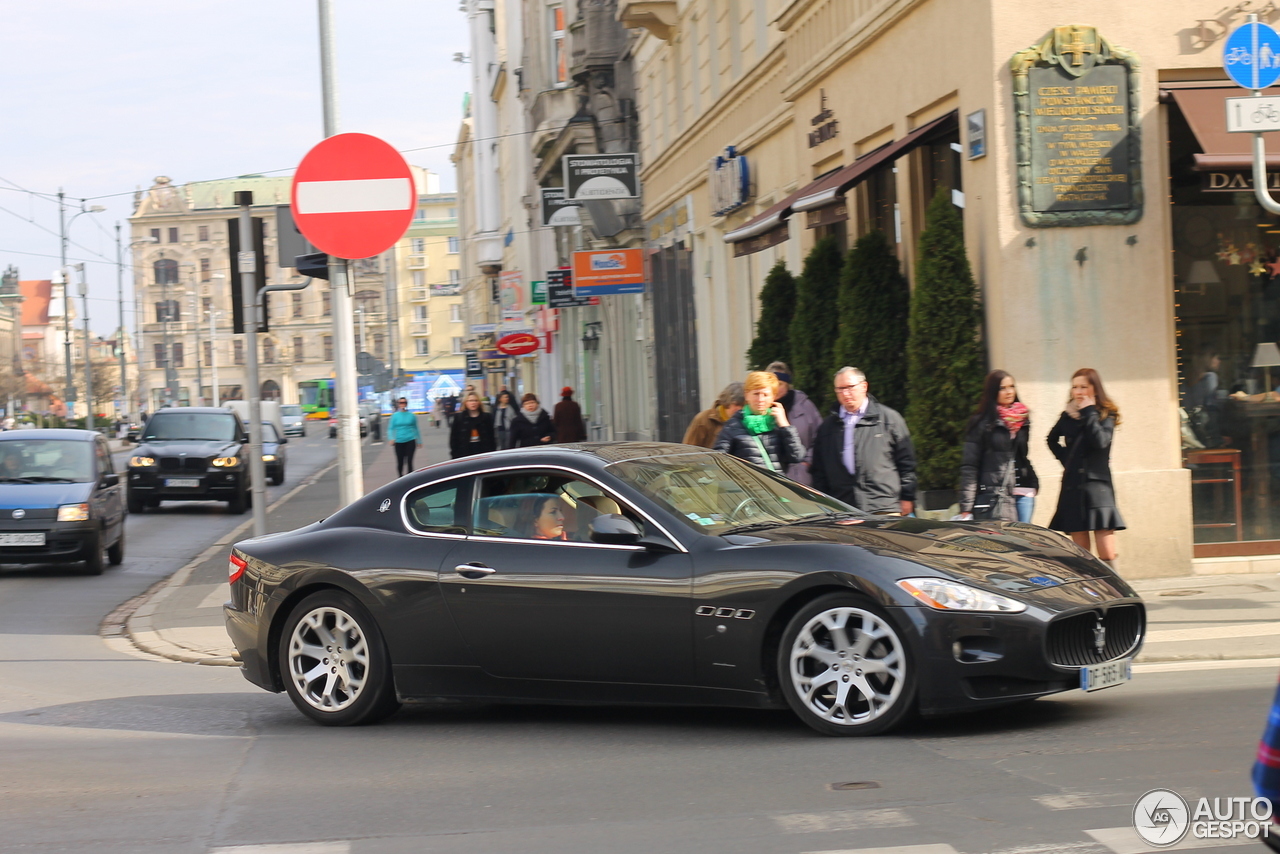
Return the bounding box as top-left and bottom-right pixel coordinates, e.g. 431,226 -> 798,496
713,371 -> 805,473
1047,367 -> 1125,567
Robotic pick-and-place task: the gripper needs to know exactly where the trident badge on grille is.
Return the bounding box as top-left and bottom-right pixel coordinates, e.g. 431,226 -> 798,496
1093,615 -> 1107,655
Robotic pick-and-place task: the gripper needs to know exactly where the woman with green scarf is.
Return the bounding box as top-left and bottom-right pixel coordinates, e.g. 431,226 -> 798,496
713,371 -> 806,473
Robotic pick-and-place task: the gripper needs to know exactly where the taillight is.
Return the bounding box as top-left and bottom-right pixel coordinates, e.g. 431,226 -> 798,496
229,553 -> 247,584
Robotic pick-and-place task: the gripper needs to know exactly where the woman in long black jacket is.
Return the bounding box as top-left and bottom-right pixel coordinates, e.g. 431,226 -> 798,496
1047,367 -> 1125,567
510,393 -> 556,447
449,393 -> 496,458
958,370 -> 1039,523
713,371 -> 805,473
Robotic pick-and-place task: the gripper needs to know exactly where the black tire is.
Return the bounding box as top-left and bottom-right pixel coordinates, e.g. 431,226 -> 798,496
277,589 -> 400,726
777,593 -> 915,737
127,490 -> 144,514
146,498 -> 160,509
82,531 -> 105,576
107,524 -> 125,566
270,468 -> 284,486
227,490 -> 248,514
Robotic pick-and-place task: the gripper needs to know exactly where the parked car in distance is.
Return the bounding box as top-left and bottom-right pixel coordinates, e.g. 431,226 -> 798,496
328,412 -> 369,439
280,404 -> 306,438
127,408 -> 251,514
0,429 -> 125,574
261,421 -> 287,486
225,400 -> 284,441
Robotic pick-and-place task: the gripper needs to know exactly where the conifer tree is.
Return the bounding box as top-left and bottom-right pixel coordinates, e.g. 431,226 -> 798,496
906,190 -> 986,492
831,230 -> 910,414
787,236 -> 843,404
746,261 -> 796,370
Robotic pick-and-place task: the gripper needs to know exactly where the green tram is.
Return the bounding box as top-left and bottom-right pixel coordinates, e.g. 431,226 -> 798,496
298,379 -> 335,419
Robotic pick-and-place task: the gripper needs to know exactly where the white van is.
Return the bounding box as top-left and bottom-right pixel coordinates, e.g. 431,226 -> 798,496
224,400 -> 284,440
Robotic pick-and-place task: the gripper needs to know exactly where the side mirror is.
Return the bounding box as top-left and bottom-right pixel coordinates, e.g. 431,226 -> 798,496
589,513 -> 641,546
100,472 -> 119,488
278,436 -> 288,444
242,433 -> 250,443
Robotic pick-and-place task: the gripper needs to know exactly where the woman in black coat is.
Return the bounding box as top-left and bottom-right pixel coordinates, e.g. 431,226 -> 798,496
713,371 -> 805,473
449,392 -> 496,458
958,370 -> 1039,523
510,393 -> 555,447
1047,367 -> 1125,567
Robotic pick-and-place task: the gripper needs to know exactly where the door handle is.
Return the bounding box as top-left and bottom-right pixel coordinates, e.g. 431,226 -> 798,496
454,563 -> 496,579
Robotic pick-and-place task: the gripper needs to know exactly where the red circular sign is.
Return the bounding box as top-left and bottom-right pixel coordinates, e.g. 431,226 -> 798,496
291,133 -> 415,260
496,332 -> 540,356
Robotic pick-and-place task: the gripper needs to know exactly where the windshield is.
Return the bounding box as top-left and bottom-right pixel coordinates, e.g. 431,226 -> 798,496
608,451 -> 859,535
262,422 -> 280,443
281,405 -> 302,418
0,439 -> 95,483
144,412 -> 240,442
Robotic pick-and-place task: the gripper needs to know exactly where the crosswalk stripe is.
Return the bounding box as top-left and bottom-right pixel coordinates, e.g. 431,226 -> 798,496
802,846 -> 957,854
1086,826 -> 1258,853
209,844 -> 350,854
1034,792 -> 1131,810
773,808 -> 916,833
1145,622 -> 1280,643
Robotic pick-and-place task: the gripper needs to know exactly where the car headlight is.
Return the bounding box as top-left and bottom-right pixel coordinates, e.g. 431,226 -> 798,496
129,456 -> 155,467
896,577 -> 1026,613
211,457 -> 240,468
57,503 -> 90,522
262,454 -> 276,461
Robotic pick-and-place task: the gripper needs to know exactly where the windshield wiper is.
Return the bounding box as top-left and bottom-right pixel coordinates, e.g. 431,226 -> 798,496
19,476 -> 79,483
723,521 -> 781,534
0,476 -> 38,483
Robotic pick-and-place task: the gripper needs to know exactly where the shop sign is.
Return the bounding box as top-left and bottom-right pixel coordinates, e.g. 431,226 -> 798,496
808,89 -> 839,148
546,267 -> 598,308
465,353 -> 483,377
563,153 -> 640,200
967,109 -> 987,159
571,248 -> 646,296
805,200 -> 849,229
531,279 -> 547,305
495,332 -> 540,356
499,270 -> 524,321
1199,170 -> 1280,192
732,224 -> 789,258
1010,25 -> 1142,227
709,147 -> 751,216
539,187 -> 582,226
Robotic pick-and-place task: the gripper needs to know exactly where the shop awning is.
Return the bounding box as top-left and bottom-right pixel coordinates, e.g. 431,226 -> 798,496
1163,83 -> 1280,169
792,110 -> 958,212
722,185 -> 809,256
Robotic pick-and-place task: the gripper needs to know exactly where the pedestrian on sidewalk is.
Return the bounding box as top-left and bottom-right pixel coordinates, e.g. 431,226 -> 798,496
713,371 -> 805,473
511,393 -> 555,447
449,392 -> 496,458
682,382 -> 745,448
389,397 -> 422,477
766,360 -> 822,485
492,389 -> 521,450
956,370 -> 1038,523
553,387 -> 588,443
1047,367 -> 1125,568
810,366 -> 917,515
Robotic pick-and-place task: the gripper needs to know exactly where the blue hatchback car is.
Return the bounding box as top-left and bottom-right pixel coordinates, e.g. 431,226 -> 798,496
0,429 -> 125,574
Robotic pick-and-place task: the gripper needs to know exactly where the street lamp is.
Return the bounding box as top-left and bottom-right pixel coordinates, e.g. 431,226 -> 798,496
58,193 -> 105,419
117,228 -> 157,422
70,263 -> 95,430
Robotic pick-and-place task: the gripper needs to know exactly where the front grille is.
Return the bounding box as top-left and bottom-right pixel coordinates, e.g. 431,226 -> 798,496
1046,603 -> 1144,666
159,456 -> 208,472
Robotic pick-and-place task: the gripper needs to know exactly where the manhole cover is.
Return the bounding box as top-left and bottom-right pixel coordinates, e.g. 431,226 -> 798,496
1159,589 -> 1203,597
828,781 -> 881,791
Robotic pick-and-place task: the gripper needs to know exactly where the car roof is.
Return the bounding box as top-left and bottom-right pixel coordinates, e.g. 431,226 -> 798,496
149,407 -> 239,416
410,442 -> 716,479
0,429 -> 99,442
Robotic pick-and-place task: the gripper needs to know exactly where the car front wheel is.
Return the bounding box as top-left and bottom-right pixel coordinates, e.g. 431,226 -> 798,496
778,593 -> 915,736
278,590 -> 400,726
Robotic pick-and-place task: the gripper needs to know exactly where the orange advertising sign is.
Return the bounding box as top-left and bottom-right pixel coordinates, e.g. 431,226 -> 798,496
570,248 -> 646,295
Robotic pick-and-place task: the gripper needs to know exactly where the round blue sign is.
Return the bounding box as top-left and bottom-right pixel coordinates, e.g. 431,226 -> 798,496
1224,21 -> 1280,90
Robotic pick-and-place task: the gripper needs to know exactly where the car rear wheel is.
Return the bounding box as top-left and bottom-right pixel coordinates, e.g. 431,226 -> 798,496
107,525 -> 125,566
778,593 -> 915,737
278,590 -> 400,726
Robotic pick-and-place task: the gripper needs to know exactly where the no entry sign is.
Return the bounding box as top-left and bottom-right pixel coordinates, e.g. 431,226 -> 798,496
291,133 -> 415,260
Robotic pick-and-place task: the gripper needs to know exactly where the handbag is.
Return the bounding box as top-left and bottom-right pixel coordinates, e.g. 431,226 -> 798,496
968,422 -> 1007,521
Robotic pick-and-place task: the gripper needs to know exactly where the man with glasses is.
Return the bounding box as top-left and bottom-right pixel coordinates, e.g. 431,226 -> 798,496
810,366 -> 916,515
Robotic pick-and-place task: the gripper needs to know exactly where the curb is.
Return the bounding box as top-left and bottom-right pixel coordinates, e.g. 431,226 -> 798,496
100,460 -> 339,666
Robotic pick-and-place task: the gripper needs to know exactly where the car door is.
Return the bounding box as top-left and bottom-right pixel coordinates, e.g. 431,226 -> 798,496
93,438 -> 123,539
438,468 -> 694,685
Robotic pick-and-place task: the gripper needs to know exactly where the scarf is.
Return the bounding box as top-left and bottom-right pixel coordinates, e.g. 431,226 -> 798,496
997,401 -> 1029,435
520,407 -> 544,423
741,411 -> 776,435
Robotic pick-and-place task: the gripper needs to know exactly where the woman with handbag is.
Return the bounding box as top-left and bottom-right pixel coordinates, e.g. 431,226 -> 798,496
1047,367 -> 1126,568
957,370 -> 1038,523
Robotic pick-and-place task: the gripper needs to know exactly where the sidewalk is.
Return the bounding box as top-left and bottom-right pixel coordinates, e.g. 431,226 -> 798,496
108,418 -> 1280,668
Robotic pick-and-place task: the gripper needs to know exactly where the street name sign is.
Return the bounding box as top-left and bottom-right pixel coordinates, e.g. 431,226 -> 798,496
1227,95 -> 1280,132
291,133 -> 415,259
563,153 -> 640,200
1224,21 -> 1280,90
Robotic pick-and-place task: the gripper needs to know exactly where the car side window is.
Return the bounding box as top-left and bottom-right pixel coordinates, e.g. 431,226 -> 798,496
473,471 -> 644,543
96,440 -> 113,475
405,480 -> 468,535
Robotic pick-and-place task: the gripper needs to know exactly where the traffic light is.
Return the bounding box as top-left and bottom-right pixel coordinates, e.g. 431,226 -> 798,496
295,252 -> 331,280
226,217 -> 269,333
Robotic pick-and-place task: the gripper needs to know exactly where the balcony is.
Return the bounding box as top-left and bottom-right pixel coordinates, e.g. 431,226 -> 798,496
407,254 -> 428,269
409,288 -> 429,302
410,321 -> 431,336
617,1 -> 677,41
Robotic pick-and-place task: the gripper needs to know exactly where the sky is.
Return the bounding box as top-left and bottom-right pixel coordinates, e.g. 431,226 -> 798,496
0,2 -> 471,335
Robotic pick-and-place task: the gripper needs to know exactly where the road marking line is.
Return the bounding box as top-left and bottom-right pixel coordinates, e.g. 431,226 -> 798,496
774,808 -> 915,833
984,844 -> 1105,854
1086,826 -> 1257,852
1146,623 -> 1280,643
295,177 -> 412,214
802,846 -> 956,854
210,844 -> 350,854
1034,792 -> 1129,810
1135,657 -> 1280,673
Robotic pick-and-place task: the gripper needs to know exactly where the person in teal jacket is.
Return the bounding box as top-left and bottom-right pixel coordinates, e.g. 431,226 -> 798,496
389,397 -> 422,476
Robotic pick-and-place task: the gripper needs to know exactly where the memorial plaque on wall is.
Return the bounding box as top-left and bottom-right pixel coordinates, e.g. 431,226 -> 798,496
1010,25 -> 1142,227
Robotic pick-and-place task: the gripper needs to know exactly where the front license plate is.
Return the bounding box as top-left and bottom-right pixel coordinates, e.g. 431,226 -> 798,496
1080,658 -> 1132,692
0,532 -> 46,546
164,478 -> 200,488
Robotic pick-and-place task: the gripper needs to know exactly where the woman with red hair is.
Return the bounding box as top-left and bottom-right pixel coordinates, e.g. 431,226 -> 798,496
1047,368 -> 1125,568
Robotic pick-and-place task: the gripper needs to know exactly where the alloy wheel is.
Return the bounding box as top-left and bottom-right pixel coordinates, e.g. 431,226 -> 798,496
286,606 -> 371,712
788,605 -> 905,727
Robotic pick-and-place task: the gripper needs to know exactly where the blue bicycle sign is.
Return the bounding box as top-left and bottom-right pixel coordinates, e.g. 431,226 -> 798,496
1224,21 -> 1280,90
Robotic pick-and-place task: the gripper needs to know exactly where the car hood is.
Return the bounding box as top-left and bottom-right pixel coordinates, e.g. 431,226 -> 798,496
0,482 -> 92,509
729,516 -> 1135,604
135,439 -> 242,458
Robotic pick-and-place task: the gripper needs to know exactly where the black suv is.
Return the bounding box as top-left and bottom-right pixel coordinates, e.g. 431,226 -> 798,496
126,408 -> 251,513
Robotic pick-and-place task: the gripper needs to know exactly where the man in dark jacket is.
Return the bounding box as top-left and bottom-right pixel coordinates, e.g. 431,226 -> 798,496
553,387 -> 588,443
811,366 -> 917,514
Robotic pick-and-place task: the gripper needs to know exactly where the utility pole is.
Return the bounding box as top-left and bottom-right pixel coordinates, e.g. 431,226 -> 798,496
319,0 -> 364,506
236,191 -> 267,538
58,190 -> 75,422
75,264 -> 94,430
190,282 -> 204,405
115,225 -> 128,422
209,309 -> 221,408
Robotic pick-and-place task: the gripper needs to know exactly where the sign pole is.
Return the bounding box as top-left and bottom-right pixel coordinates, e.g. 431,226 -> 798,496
237,192 -> 267,539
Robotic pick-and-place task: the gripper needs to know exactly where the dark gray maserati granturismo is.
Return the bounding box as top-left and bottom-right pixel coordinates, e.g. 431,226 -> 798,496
224,443 -> 1144,736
